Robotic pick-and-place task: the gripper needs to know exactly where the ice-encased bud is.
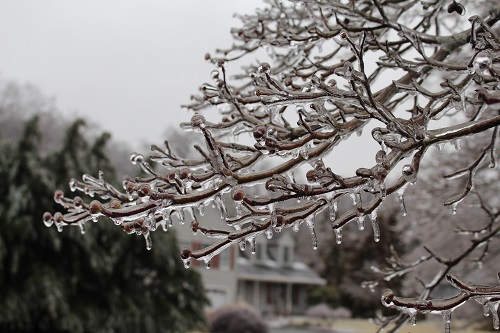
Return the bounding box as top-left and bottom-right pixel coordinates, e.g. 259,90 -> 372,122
210,69 -> 219,80
375,150 -> 386,164
43,212 -> 53,227
253,125 -> 267,142
130,152 -> 144,164
257,62 -> 271,75
191,113 -> 206,129
474,51 -> 493,77
231,187 -> 245,201
356,168 -> 372,178
311,75 -> 321,86
191,220 -> 199,234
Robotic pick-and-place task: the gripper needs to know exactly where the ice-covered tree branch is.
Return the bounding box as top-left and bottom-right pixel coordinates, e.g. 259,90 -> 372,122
43,1 -> 500,331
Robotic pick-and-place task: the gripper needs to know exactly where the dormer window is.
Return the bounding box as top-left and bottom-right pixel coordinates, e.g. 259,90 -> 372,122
256,243 -> 262,260
283,246 -> 289,263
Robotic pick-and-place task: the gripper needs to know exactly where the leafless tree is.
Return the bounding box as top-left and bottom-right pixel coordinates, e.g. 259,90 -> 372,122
44,1 -> 500,332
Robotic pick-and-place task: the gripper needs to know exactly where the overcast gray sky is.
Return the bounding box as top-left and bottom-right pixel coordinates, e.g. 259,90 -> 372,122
0,0 -> 264,146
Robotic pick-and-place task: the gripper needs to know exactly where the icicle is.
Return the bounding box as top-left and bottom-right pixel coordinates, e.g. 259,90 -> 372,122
407,308 -> 417,326
161,210 -> 172,232
250,237 -> 256,254
214,194 -> 228,220
183,259 -> 191,269
370,210 -> 380,242
450,202 -> 458,215
451,139 -> 462,150
442,310 -> 452,333
379,181 -> 387,199
306,216 -> 318,250
78,221 -> 86,235
176,208 -> 185,225
235,201 -> 244,218
144,232 -> 153,250
357,215 -> 365,231
239,240 -> 246,251
491,301 -> 500,329
329,200 -> 338,223
335,227 -> 343,244
396,186 -> 408,216
268,202 -> 278,229
293,221 -> 301,232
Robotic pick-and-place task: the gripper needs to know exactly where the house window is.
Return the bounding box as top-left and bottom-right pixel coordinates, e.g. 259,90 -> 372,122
256,243 -> 262,260
219,248 -> 230,270
266,282 -> 273,304
283,246 -> 289,263
292,284 -> 300,305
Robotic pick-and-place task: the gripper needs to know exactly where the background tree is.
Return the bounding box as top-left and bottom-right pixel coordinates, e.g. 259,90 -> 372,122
45,1 -> 500,332
0,82 -> 208,333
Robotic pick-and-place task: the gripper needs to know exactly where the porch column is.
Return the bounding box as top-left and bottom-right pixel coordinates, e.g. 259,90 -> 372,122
286,282 -> 292,316
253,280 -> 260,309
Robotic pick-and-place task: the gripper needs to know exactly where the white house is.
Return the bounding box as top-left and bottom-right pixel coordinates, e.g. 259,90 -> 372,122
175,204 -> 325,315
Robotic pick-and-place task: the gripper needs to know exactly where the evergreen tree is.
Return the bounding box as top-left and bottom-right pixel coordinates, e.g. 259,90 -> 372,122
0,113 -> 208,332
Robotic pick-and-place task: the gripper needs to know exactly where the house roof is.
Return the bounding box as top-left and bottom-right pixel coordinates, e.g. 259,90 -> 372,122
236,257 -> 325,285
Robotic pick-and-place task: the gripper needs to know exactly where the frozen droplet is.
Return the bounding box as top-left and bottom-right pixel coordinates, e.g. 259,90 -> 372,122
370,210 -> 380,242
204,258 -> 211,269
335,227 -> 342,245
183,259 -> 191,269
357,215 -> 365,231
265,228 -> 273,239
69,179 -> 77,192
144,232 -> 152,250
402,164 -> 417,184
210,69 -> 219,80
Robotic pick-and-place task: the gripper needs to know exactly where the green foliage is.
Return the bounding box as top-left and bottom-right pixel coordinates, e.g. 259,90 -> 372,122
0,114 -> 208,333
307,284 -> 341,309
